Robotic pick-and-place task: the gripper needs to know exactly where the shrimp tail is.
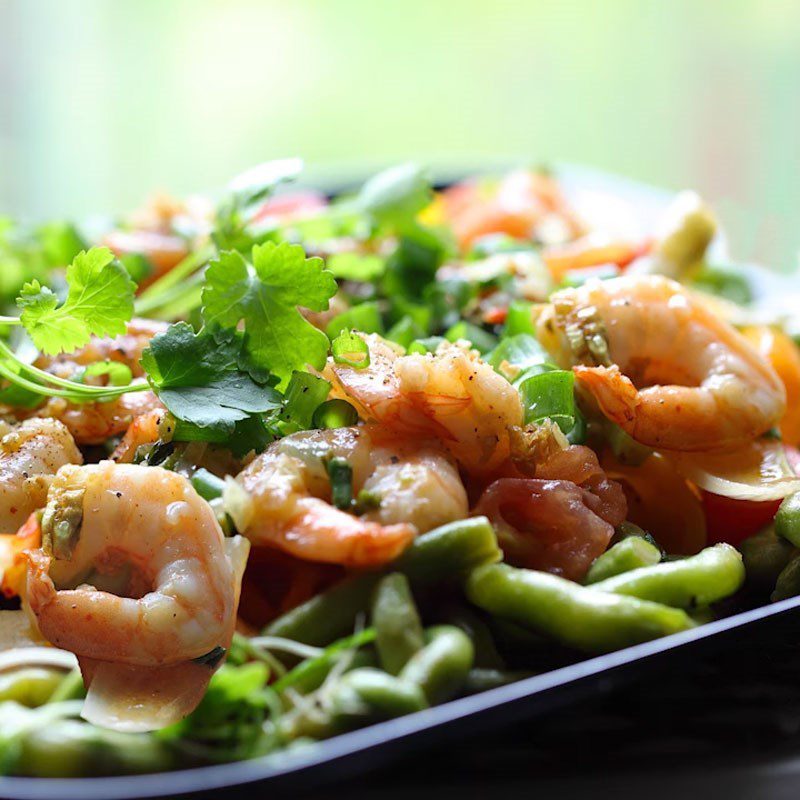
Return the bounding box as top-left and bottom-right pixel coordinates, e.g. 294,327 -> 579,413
574,364 -> 638,427
283,500 -> 415,567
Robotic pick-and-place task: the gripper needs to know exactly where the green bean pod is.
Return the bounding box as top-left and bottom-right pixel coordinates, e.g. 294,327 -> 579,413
436,603 -> 505,669
590,544 -> 745,608
0,669 -> 67,707
466,563 -> 694,653
10,719 -> 173,777
399,625 -> 474,704
371,573 -> 425,675
775,492 -> 800,548
740,526 -> 797,589
585,537 -> 662,584
280,669 -> 427,741
772,553 -> 800,602
267,517 -> 501,645
328,668 -> 428,723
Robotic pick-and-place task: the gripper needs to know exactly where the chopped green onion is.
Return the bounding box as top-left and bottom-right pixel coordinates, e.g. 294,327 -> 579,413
191,468 -> 226,502
327,457 -> 354,510
76,360 -> 133,387
444,321 -> 498,354
326,252 -> 386,282
407,336 -> 446,355
280,371 -> 332,430
385,315 -> 426,349
517,369 -> 577,434
487,333 -> 550,374
468,233 -> 535,260
690,263 -> 753,305
503,300 -> 536,337
331,330 -> 370,369
559,264 -> 621,288
312,399 -> 359,429
326,301 -> 384,340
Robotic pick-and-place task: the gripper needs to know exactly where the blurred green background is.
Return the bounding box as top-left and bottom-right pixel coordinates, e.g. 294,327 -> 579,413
1,0 -> 798,268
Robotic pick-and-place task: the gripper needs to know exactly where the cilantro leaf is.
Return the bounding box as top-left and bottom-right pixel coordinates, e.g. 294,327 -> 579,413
142,323 -> 280,433
202,243 -> 336,387
17,247 -> 135,355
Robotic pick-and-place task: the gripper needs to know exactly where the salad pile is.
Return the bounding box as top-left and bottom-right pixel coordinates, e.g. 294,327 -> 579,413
0,160 -> 799,777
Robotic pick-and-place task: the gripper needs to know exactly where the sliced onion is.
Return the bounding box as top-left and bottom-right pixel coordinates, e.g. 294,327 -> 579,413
222,477 -> 255,533
666,439 -> 800,501
80,657 -> 214,733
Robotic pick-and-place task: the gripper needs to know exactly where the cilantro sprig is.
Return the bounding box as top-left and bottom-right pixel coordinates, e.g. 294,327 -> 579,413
0,246 -> 145,403
202,243 -> 336,387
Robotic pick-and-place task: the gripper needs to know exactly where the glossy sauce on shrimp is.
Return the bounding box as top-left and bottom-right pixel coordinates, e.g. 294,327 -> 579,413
539,275 -> 786,451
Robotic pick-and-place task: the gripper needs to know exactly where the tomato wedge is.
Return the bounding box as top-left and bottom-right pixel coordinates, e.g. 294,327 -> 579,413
702,445 -> 800,546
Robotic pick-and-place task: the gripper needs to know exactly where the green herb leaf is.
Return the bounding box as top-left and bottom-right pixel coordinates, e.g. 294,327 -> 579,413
142,323 -> 280,434
18,247 -> 135,355
202,243 -> 337,387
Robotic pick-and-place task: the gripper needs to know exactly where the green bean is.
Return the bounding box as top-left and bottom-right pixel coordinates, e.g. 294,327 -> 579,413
775,492 -> 800,548
0,669 -> 66,707
371,573 -> 425,675
466,563 -> 694,653
328,668 -> 428,723
772,553 -> 800,602
267,517 -> 500,645
11,719 -> 173,777
190,468 -> 226,501
585,537 -> 662,584
436,603 -> 505,669
590,544 -> 745,608
610,521 -> 662,552
400,625 -> 474,704
461,668 -> 532,694
47,668 -> 86,704
740,526 -> 797,589
280,669 -> 426,740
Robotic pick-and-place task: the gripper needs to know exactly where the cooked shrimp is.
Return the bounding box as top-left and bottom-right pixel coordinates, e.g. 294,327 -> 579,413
538,275 -> 786,451
323,335 -> 523,474
26,462 -> 241,667
230,425 -> 468,567
0,418 -> 82,532
32,320 -> 167,445
41,390 -> 165,447
36,319 -> 166,381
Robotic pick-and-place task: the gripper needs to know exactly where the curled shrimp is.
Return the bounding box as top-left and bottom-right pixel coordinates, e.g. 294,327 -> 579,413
323,335 -> 523,474
538,275 -> 786,451
230,425 -> 468,567
25,461 -> 247,730
0,418 -> 82,532
32,320 -> 166,446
